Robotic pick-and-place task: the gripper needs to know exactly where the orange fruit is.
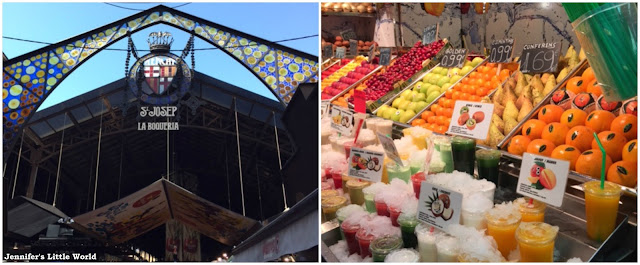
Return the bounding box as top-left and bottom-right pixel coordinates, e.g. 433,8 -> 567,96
436,125 -> 447,134
610,114 -> 637,140
560,109 -> 587,128
585,79 -> 603,98
427,116 -> 437,124
565,126 -> 596,153
622,139 -> 637,163
566,77 -> 586,94
541,122 -> 569,146
411,119 -> 426,126
585,110 -> 616,133
606,160 -> 637,188
521,119 -> 547,140
526,139 -> 556,157
591,131 -> 627,162
421,110 -> 434,121
575,149 -> 613,179
581,67 -> 596,84
551,144 -> 582,170
436,116 -> 447,126
508,135 -> 532,156
537,105 -> 564,124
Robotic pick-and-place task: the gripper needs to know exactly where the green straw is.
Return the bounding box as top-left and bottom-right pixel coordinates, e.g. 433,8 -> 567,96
592,132 -> 606,190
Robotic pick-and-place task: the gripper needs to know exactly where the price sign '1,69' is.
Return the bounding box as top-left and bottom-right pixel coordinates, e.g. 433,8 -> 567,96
519,42 -> 560,74
489,39 -> 514,63
440,48 -> 468,68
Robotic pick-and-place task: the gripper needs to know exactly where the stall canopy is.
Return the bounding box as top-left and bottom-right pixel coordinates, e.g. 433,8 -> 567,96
72,179 -> 261,245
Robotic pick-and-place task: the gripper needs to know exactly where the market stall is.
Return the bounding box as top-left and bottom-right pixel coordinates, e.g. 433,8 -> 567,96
321,2 -> 636,262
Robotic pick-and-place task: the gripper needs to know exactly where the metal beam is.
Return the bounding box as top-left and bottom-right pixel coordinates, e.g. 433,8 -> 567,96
25,148 -> 42,198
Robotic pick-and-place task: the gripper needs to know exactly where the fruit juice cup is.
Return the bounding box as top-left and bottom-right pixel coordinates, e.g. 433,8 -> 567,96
475,149 -> 501,184
516,222 -> 559,262
377,120 -> 393,138
409,154 -> 425,175
330,169 -> 343,190
514,197 -> 546,223
436,235 -> 459,262
337,137 -> 355,156
369,235 -> 403,262
433,136 -> 454,173
344,141 -> 361,159
366,117 -> 380,133
337,205 -> 364,241
321,189 -> 339,200
584,180 -> 622,242
329,135 -> 341,152
384,248 -> 420,262
356,228 -> 376,258
381,157 -> 390,184
363,189 -> 377,213
341,174 -> 351,194
451,136 -> 476,176
461,209 -> 488,230
386,160 -> 411,183
415,223 -> 440,262
347,179 -> 371,206
485,207 -> 522,258
353,113 -> 367,132
374,194 -> 390,217
388,206 -> 402,227
397,212 -> 419,249
411,172 -> 426,199
341,219 -> 362,255
356,130 -> 377,147
321,196 -> 347,222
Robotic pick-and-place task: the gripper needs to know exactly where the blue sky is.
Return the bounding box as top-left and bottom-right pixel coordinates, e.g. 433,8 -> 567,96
2,2 -> 319,110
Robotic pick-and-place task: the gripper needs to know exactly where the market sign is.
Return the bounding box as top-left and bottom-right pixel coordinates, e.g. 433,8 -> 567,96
348,147 -> 384,182
417,182 -> 462,231
379,47 -> 391,66
330,105 -> 353,136
489,38 -> 514,63
368,43 -> 376,63
519,42 -> 561,74
440,48 -> 468,68
340,29 -> 358,43
376,132 -> 403,166
335,47 -> 346,59
322,44 -> 333,59
422,24 -> 439,45
517,153 -> 570,207
350,39 -> 358,56
447,100 -> 494,140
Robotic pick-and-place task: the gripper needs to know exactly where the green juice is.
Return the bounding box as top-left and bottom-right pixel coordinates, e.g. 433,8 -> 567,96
451,136 -> 476,176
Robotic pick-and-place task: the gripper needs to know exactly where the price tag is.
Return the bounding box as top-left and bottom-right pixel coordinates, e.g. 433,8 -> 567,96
335,47 -> 346,59
440,48 -> 468,68
447,101 -> 494,140
349,39 -> 358,56
376,132 -> 403,166
379,47 -> 391,66
321,101 -> 330,118
348,147 -> 384,182
341,29 -> 358,43
417,182 -> 463,231
330,105 -> 353,136
368,43 -> 376,63
489,39 -> 514,63
519,42 -> 560,74
322,44 -> 333,59
422,24 -> 438,45
517,153 -> 569,207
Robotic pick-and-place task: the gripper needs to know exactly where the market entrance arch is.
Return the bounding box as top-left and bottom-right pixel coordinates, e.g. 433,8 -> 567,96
3,5 -> 318,151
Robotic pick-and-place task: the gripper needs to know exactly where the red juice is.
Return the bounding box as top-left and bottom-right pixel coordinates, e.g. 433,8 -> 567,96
356,228 -> 376,258
375,197 -> 389,217
411,172 -> 426,199
331,172 -> 342,189
389,206 -> 401,227
341,221 -> 361,255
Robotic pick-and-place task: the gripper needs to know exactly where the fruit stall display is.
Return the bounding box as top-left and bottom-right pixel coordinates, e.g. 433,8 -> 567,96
502,60 -> 638,190
478,46 -> 585,149
322,37 -> 378,55
322,58 -> 353,81
322,56 -> 380,101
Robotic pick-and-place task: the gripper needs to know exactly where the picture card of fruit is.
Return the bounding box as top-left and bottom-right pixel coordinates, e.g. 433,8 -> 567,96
517,153 -> 570,207
440,48 -> 468,68
348,147 -> 384,183
417,182 -> 462,231
447,101 -> 494,140
330,105 -> 353,136
376,132 -> 403,166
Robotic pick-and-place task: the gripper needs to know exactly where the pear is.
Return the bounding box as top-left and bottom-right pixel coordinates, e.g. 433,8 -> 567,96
493,102 -> 505,117
532,88 -> 545,105
477,138 -> 488,146
517,100 -> 534,121
481,96 -> 491,103
504,117 -> 519,134
516,85 -> 533,109
503,100 -> 518,121
515,73 -> 528,96
557,67 -> 569,81
568,49 -> 580,69
507,76 -> 517,89
492,114 -> 505,133
541,73 -> 551,85
488,122 -> 506,147
530,75 -> 544,93
493,83 -> 505,103
565,45 -> 575,60
504,86 -> 517,103
543,75 -> 557,95
579,48 -> 586,61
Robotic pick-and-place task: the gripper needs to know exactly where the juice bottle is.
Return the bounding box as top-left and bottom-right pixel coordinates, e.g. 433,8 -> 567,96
514,197 -> 546,223
415,223 -> 441,262
386,160 -> 411,183
341,219 -> 361,255
485,204 -> 522,258
397,212 -> 419,248
516,222 -> 559,262
346,179 -> 371,206
584,181 -> 622,242
436,235 -> 459,262
369,235 -> 403,262
321,196 -> 347,221
356,228 -> 376,258
475,149 -> 501,184
410,172 -> 426,199
451,136 -> 476,176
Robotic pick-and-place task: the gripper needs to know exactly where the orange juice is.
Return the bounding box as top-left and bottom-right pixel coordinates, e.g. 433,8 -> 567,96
485,204 -> 521,258
382,157 -> 390,184
516,222 -> 559,262
514,197 -> 546,222
584,181 -> 622,242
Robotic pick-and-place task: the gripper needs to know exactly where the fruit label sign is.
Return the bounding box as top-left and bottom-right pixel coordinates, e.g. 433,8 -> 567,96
350,39 -> 358,56
379,47 -> 391,66
440,48 -> 468,68
341,29 -> 358,43
517,153 -> 569,207
321,101 -> 330,118
417,182 -> 462,230
322,44 -> 333,59
422,24 -> 438,45
330,105 -> 353,136
447,101 -> 494,140
348,147 -> 384,182
519,42 -> 560,74
489,39 -> 514,63
376,132 -> 403,166
335,47 -> 347,59
368,44 -> 376,63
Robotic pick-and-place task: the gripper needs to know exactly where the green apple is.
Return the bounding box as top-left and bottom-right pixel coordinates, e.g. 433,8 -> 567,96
392,97 -> 403,108
415,101 -> 429,112
471,57 -> 484,67
399,109 -> 416,123
398,100 -> 411,110
433,66 -> 443,73
412,92 -> 426,102
428,74 -> 441,84
448,68 -> 460,77
419,84 -> 430,94
390,109 -> 404,122
400,90 -> 412,100
383,107 -> 397,119
427,85 -> 441,95
439,68 -> 449,76
377,105 -> 389,117
436,76 -> 451,87
460,66 -> 473,76
464,61 -> 472,67
426,91 -> 440,103
413,82 -> 424,92
450,75 -> 462,84
422,73 -> 432,83
440,85 -> 450,94
406,102 -> 417,113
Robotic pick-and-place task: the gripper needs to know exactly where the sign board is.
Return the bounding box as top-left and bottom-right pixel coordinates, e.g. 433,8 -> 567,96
376,132 -> 403,166
417,182 -> 463,231
422,24 -> 438,45
330,105 -> 353,136
379,47 -> 391,66
350,39 -> 358,56
440,48 -> 468,68
489,39 -> 515,63
368,44 -> 376,63
321,101 -> 330,118
517,153 -> 570,207
322,44 -> 333,59
335,47 -> 346,59
348,147 -> 384,182
341,29 -> 358,43
447,101 -> 494,140
519,42 -> 561,74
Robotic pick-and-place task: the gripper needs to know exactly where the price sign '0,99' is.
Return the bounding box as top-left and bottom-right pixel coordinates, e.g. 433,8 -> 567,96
489,39 -> 514,63
519,42 -> 560,74
440,48 -> 468,68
